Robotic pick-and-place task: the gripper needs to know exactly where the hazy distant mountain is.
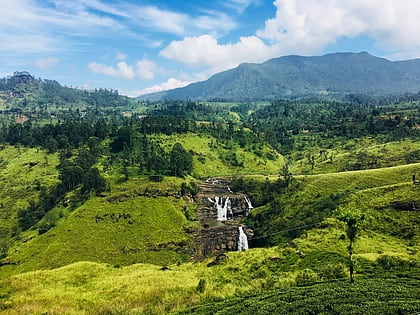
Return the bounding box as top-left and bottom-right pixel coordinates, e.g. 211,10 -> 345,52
138,52 -> 420,101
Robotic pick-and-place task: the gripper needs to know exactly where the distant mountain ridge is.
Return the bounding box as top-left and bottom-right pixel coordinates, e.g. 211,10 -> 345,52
138,52 -> 420,101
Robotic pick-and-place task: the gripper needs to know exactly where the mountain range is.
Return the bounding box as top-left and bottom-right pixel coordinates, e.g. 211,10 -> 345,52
138,52 -> 420,101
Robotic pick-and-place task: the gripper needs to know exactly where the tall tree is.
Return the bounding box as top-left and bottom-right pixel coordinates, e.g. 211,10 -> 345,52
336,208 -> 365,283
169,143 -> 193,177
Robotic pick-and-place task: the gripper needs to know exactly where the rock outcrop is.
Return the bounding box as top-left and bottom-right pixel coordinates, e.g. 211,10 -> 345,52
192,178 -> 253,258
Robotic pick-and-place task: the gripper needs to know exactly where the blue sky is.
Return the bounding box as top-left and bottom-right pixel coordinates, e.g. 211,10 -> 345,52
1,0 -> 419,97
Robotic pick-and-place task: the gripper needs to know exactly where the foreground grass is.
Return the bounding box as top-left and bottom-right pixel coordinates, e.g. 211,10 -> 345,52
0,248 -> 290,315
1,249 -> 418,314
180,276 -> 420,315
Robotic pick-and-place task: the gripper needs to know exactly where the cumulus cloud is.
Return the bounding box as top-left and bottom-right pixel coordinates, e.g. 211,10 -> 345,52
160,34 -> 273,72
34,57 -> 60,69
133,78 -> 191,97
88,58 -> 164,81
160,0 -> 420,73
136,59 -> 164,80
88,61 -> 135,79
257,0 -> 420,55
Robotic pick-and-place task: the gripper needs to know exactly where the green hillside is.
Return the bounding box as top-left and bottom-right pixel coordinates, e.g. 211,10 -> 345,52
0,80 -> 419,314
153,133 -> 284,177
1,162 -> 419,314
0,146 -> 59,259
244,163 -> 420,251
0,128 -> 285,279
1,177 -> 194,279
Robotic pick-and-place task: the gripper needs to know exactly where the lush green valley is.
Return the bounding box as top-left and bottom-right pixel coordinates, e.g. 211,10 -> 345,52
0,72 -> 419,314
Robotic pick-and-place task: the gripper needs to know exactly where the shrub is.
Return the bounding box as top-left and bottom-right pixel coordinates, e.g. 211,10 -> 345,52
196,279 -> 206,293
295,269 -> 319,286
376,255 -> 406,270
38,222 -> 56,235
319,263 -> 347,280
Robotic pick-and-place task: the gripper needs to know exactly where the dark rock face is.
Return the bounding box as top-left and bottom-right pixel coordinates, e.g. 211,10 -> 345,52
193,225 -> 253,257
193,225 -> 239,257
192,178 -> 253,258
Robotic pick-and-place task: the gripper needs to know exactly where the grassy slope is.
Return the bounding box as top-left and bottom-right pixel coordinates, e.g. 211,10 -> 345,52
291,137 -> 420,174
2,177 -> 195,279
0,146 -> 59,254
1,247 -> 418,314
1,163 -> 419,314
152,133 -> 285,177
251,163 -> 419,262
0,132 -> 285,279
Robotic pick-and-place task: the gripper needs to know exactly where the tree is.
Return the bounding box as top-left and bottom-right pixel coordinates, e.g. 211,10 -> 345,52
43,136 -> 58,153
278,163 -> 293,188
336,208 -> 365,283
169,143 -> 193,177
81,167 -> 107,194
75,149 -> 95,170
110,126 -> 134,153
59,165 -> 84,190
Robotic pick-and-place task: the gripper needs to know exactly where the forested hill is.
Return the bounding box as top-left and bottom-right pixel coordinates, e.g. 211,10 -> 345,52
139,52 -> 420,101
0,71 -> 135,109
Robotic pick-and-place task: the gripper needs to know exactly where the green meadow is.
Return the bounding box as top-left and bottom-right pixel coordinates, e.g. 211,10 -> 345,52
1,151 -> 418,313
151,133 -> 285,177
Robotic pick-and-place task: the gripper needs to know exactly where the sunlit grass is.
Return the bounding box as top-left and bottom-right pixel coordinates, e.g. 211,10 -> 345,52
151,133 -> 285,177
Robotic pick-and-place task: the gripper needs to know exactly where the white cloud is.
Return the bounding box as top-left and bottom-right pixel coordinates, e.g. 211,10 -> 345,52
34,57 -> 60,69
88,61 -> 135,79
125,4 -> 237,37
0,0 -> 239,60
136,59 -> 164,80
128,5 -> 187,35
133,78 -> 191,97
160,0 -> 420,73
88,58 -> 165,81
0,0 -> 129,55
223,0 -> 259,13
160,34 -> 272,72
257,0 -> 420,56
194,11 -> 237,36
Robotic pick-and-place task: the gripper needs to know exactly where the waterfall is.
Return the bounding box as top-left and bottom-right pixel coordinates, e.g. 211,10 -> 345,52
209,196 -> 233,221
244,196 -> 253,211
237,227 -> 249,251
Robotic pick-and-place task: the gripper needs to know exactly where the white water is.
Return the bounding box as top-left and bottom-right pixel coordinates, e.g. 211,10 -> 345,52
209,196 -> 233,220
237,227 -> 249,251
244,196 -> 253,212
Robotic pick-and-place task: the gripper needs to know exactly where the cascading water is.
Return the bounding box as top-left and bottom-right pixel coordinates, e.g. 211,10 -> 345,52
237,226 -> 249,251
244,196 -> 253,213
208,196 -> 233,220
